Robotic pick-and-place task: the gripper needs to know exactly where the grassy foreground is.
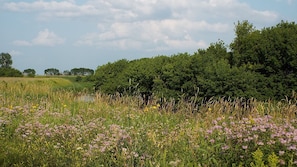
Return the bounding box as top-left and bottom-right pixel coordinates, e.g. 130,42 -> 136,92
1,77 -> 297,166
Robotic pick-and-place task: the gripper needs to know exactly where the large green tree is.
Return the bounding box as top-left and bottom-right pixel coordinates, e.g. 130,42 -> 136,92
0,53 -> 13,68
230,20 -> 297,99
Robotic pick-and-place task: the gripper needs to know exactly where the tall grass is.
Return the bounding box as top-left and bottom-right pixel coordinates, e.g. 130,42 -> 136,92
1,77 -> 297,166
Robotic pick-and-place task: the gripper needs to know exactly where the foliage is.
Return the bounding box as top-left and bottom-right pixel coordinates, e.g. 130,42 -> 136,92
0,53 -> 23,77
44,68 -> 60,75
249,149 -> 279,167
94,20 -> 297,101
23,68 -> 36,77
0,67 -> 23,77
70,68 -> 94,76
0,53 -> 12,68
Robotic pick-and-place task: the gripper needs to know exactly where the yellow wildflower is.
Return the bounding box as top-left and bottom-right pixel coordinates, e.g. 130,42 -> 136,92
249,115 -> 255,125
152,105 -> 158,110
144,107 -> 149,112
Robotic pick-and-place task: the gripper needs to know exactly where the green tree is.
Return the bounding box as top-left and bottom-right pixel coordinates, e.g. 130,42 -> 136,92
44,68 -> 60,75
230,20 -> 297,99
63,70 -> 71,75
123,58 -> 156,96
71,68 -> 94,76
0,53 -> 13,68
23,68 -> 36,77
229,20 -> 257,67
94,59 -> 129,94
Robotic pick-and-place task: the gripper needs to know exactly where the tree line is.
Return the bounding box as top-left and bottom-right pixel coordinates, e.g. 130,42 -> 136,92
94,20 -> 297,101
0,54 -> 94,77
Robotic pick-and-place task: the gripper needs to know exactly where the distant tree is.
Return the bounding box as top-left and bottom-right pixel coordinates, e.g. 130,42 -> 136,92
23,68 -> 36,77
63,70 -> 71,75
44,68 -> 60,75
70,68 -> 94,76
0,53 -> 13,68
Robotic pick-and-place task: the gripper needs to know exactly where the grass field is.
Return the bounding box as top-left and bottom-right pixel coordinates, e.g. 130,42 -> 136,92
1,77 -> 297,166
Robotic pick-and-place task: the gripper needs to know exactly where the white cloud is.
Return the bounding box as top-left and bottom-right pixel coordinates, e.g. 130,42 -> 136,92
6,0 -> 280,51
32,29 -> 65,46
3,0 -> 279,21
13,29 -> 65,46
75,19 -> 225,50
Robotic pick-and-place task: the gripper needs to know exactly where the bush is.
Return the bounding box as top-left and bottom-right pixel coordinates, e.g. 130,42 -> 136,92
0,68 -> 23,77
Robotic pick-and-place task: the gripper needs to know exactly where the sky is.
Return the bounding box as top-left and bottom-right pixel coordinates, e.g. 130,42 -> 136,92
0,0 -> 296,74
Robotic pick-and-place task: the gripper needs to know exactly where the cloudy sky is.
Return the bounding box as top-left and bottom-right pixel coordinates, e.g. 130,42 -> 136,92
0,0 -> 296,74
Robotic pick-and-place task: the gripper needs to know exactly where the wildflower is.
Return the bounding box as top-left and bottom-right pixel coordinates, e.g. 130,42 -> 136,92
143,107 -> 149,112
288,145 -> 297,150
222,145 -> 229,150
280,138 -> 287,144
132,151 -> 139,158
151,104 -> 160,110
237,133 -> 243,138
267,140 -> 275,145
210,139 -> 215,143
249,115 -> 255,125
279,151 -> 285,156
279,159 -> 285,165
242,145 -> 248,150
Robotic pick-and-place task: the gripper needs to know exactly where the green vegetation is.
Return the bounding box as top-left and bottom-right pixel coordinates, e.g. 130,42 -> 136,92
1,20 -> 297,166
1,78 -> 297,166
0,53 -> 23,77
94,21 -> 297,101
23,68 -> 36,77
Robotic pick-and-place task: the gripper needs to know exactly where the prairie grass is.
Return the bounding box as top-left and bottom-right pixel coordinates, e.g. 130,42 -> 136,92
1,77 -> 297,166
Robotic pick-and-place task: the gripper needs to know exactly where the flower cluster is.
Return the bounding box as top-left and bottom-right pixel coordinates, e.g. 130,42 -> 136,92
205,115 -> 297,165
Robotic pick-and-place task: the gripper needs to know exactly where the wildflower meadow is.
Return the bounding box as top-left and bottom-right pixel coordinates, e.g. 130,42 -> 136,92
1,77 -> 297,166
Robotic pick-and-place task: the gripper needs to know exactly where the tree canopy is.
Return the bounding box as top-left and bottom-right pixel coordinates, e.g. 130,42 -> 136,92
23,69 -> 36,77
0,53 -> 13,68
44,68 -> 60,75
94,20 -> 297,101
0,53 -> 23,77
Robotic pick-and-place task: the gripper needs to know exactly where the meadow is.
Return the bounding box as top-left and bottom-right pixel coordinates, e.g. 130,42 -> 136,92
1,77 -> 297,166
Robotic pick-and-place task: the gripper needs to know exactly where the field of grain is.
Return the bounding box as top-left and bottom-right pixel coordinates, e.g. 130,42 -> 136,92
1,77 -> 297,166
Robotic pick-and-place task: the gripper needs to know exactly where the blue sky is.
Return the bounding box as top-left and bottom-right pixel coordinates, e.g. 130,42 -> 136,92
0,0 -> 296,74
